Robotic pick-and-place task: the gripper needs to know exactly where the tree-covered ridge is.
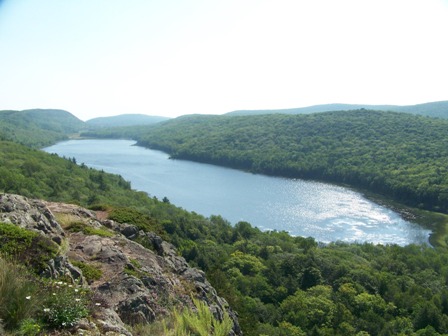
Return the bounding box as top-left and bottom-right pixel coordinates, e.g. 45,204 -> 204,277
0,140 -> 151,209
226,100 -> 448,119
0,109 -> 85,147
135,110 -> 448,213
86,113 -> 170,128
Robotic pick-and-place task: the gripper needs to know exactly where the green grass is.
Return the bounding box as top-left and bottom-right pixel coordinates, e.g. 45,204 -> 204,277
129,297 -> 233,336
65,221 -> 115,237
0,258 -> 41,330
71,260 -> 103,283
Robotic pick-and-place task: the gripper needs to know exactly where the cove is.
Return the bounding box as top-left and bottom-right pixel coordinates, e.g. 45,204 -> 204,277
44,139 -> 430,245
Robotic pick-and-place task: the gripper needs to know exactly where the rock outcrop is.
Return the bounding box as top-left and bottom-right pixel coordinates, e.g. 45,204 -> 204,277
0,193 -> 241,335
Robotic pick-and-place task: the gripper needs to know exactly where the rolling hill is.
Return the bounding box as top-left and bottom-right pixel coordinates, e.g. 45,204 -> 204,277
86,114 -> 170,128
226,100 -> 448,118
0,109 -> 85,147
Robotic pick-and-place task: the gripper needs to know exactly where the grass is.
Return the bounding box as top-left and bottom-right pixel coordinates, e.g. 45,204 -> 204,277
129,297 -> 233,336
414,209 -> 448,248
65,221 -> 115,237
71,260 -> 103,283
0,258 -> 41,330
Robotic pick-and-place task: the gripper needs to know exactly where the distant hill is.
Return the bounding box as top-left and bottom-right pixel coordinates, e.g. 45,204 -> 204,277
0,109 -> 85,147
86,114 -> 170,128
226,101 -> 448,118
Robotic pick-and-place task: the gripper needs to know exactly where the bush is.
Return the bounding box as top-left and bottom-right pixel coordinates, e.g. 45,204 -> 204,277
109,207 -> 158,232
40,279 -> 89,329
0,222 -> 58,272
19,318 -> 42,336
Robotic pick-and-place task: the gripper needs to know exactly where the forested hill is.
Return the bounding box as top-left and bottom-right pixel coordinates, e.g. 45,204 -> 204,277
136,110 -> 448,213
86,113 -> 170,128
226,100 -> 448,119
0,109 -> 85,147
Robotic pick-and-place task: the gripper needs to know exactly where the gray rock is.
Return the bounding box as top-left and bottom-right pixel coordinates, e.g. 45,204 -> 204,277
0,194 -> 242,335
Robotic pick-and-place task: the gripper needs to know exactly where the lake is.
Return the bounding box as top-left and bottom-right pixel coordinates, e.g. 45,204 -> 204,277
44,139 -> 430,245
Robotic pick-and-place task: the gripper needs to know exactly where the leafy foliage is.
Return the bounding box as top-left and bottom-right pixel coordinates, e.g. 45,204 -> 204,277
0,140 -> 154,210
0,222 -> 58,272
40,280 -> 89,329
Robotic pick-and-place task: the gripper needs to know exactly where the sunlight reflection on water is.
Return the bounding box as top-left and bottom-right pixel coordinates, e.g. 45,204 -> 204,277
44,139 -> 431,246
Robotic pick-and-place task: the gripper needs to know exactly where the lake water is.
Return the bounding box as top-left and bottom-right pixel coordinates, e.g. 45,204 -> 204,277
44,139 -> 430,245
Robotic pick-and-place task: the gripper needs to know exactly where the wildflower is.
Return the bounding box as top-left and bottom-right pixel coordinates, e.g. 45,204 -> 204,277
95,302 -> 101,306
75,298 -> 81,302
43,308 -> 50,312
57,281 -> 63,285
53,293 -> 56,296
74,289 -> 79,292
25,296 -> 31,300
68,284 -> 73,288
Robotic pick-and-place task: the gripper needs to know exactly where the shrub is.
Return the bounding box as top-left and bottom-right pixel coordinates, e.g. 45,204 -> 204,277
40,280 -> 89,329
0,222 -> 58,272
19,318 -> 42,336
109,207 -> 158,232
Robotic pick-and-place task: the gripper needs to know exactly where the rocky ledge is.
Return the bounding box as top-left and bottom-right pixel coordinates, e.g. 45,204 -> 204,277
0,193 -> 241,335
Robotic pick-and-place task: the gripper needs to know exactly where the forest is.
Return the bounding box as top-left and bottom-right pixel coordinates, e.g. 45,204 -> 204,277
2,108 -> 448,335
119,110 -> 448,214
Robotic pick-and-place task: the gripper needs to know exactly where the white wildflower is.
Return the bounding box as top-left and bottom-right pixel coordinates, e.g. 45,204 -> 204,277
25,296 -> 31,300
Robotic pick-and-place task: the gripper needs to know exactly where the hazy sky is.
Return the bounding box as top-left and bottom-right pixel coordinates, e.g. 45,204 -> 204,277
1,0 -> 447,120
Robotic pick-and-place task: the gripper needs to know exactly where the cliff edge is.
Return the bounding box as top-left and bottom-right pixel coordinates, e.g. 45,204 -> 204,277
0,193 -> 241,335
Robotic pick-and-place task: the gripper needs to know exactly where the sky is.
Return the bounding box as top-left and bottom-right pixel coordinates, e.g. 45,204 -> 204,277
0,0 -> 447,121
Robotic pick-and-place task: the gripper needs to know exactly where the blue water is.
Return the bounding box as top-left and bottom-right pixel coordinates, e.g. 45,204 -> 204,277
44,139 -> 430,245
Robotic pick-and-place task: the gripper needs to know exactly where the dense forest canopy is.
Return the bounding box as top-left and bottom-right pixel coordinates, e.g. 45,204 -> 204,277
126,110 -> 448,213
0,109 -> 85,147
226,100 -> 448,118
86,114 -> 170,128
